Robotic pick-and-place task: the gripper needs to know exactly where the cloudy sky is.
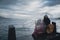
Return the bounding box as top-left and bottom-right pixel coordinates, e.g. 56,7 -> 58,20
0,0 -> 60,19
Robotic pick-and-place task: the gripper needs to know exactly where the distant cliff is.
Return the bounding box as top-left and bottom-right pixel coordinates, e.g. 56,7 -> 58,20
0,16 -> 6,19
0,16 -> 10,19
56,18 -> 60,19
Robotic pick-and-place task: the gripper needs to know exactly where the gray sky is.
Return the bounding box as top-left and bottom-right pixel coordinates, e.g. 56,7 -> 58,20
0,0 -> 60,19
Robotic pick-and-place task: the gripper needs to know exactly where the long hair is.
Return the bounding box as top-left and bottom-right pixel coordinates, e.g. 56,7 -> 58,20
46,24 -> 54,34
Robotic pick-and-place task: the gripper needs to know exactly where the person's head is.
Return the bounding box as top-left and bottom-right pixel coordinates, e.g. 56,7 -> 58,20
36,19 -> 41,25
44,15 -> 48,19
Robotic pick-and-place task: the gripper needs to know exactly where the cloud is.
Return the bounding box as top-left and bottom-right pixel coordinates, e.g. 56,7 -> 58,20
44,0 -> 60,6
0,0 -> 60,30
38,5 -> 60,18
0,0 -> 60,19
0,0 -> 43,18
0,0 -> 17,5
0,0 -> 18,10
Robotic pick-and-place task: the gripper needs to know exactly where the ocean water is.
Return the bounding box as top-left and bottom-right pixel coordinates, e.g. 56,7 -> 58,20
0,18 -> 34,40
0,18 -> 60,40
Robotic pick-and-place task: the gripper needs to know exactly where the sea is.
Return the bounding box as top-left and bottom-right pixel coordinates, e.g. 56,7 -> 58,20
0,17 -> 60,40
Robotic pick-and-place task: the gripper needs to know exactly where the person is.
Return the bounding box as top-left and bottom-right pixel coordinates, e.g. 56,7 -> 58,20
46,24 -> 54,34
32,19 -> 45,40
43,15 -> 50,25
45,24 -> 55,39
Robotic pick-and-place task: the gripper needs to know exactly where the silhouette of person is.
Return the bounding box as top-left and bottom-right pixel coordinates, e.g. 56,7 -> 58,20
43,15 -> 50,25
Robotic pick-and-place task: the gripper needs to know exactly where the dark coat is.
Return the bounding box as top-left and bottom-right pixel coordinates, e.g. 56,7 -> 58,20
43,18 -> 50,25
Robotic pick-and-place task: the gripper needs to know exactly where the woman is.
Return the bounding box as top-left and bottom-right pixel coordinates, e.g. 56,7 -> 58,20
43,15 -> 50,25
32,19 -> 45,40
46,24 -> 54,34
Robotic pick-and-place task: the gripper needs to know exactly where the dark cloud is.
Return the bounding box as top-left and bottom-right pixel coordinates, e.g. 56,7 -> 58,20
0,0 -> 18,9
44,0 -> 60,6
0,0 -> 17,5
0,0 -> 33,9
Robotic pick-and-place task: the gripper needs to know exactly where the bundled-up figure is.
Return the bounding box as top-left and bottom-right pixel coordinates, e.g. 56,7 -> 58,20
46,24 -> 54,34
43,15 -> 50,25
32,19 -> 46,40
32,15 -> 56,40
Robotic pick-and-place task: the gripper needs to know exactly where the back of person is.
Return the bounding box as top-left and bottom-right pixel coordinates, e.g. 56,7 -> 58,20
33,19 -> 46,35
46,24 -> 54,34
43,15 -> 50,25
